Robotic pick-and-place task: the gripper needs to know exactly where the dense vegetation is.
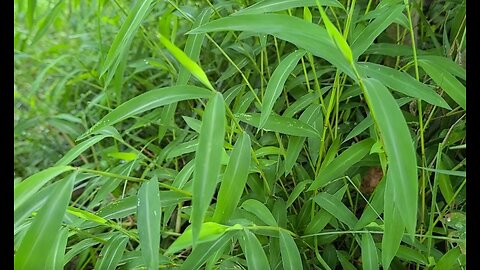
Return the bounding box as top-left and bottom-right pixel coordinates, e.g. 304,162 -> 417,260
14,0 -> 466,269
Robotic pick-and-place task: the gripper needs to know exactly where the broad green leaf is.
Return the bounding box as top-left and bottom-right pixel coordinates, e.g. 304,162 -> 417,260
237,113 -> 319,137
137,177 -> 161,270
279,231 -> 303,270
46,227 -> 69,270
100,0 -> 155,85
361,233 -> 379,270
433,247 -> 462,270
63,238 -> 102,265
179,231 -> 236,270
260,50 -> 305,129
313,192 -> 358,229
241,199 -> 278,226
305,185 -> 347,234
55,135 -> 111,166
286,180 -> 310,208
418,58 -> 466,110
381,175 -> 405,270
344,115 -> 373,142
358,62 -> 451,109
213,132 -> 251,223
97,196 -> 137,220
318,3 -> 353,64
192,92 -> 225,244
166,222 -> 229,254
396,245 -> 428,265
362,78 -> 417,237
14,173 -> 75,270
14,165 -> 74,212
418,55 -> 466,80
190,14 -> 355,78
351,4 -> 404,58
87,86 -> 212,134
159,34 -> 214,90
94,233 -> 129,270
14,184 -> 55,230
234,0 -> 343,15
239,229 -> 270,270
309,138 -> 374,190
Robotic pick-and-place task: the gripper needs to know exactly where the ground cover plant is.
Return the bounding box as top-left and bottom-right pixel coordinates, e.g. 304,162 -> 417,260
14,0 -> 466,269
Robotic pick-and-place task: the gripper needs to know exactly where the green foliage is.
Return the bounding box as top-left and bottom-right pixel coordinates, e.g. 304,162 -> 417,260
14,0 -> 466,269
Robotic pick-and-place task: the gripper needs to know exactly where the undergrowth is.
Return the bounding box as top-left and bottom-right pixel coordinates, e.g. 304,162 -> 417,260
14,0 -> 466,269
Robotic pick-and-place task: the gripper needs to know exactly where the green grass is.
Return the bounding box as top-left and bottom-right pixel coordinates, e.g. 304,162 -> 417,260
14,0 -> 466,269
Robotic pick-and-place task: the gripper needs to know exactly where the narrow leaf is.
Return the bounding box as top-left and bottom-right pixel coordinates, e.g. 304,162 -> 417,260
234,0 -> 343,15
313,192 -> 358,229
279,231 -> 303,270
213,132 -> 251,223
14,166 -> 74,212
94,234 -> 129,270
239,229 -> 270,270
237,113 -> 319,137
241,199 -> 278,227
260,50 -> 306,129
361,232 -> 379,270
87,86 -> 212,134
137,177 -> 161,270
192,92 -> 225,244
14,173 -> 75,269
362,78 -> 418,237
309,138 -> 374,190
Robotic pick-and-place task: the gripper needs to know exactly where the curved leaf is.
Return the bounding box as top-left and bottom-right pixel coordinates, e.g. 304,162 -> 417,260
239,229 -> 270,270
87,86 -> 213,134
279,231 -> 303,270
237,113 -> 319,137
234,0 -> 343,15
14,173 -> 75,269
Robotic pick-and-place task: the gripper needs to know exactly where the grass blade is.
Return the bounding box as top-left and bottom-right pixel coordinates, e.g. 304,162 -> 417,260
309,138 -> 374,190
358,62 -> 451,109
362,78 -> 418,237
94,233 -> 129,270
137,177 -> 161,270
260,50 -> 305,129
213,132 -> 251,223
179,231 -> 236,270
279,231 -> 303,270
351,4 -> 404,58
241,199 -> 278,226
100,0 -> 154,84
159,34 -> 214,91
190,14 -> 355,78
418,58 -> 466,110
86,86 -> 212,135
30,0 -> 65,46
47,227 -> 69,270
318,2 -> 353,64
361,232 -> 379,270
192,92 -> 226,244
14,172 -> 75,270
239,229 -> 270,270
313,192 -> 358,229
381,175 -> 405,270
55,135 -> 110,166
234,0 -> 343,15
237,113 -> 319,137
166,222 -> 229,254
14,165 -> 74,212
433,247 -> 462,270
